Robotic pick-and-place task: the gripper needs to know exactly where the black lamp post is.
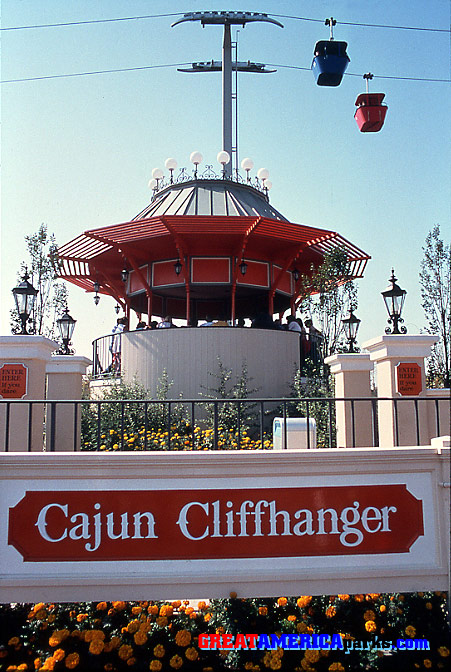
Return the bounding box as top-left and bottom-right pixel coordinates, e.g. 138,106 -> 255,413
121,268 -> 129,283
342,305 -> 361,353
12,269 -> 38,334
292,268 -> 300,282
56,307 -> 76,355
174,259 -> 182,276
381,269 -> 407,335
239,259 -> 248,276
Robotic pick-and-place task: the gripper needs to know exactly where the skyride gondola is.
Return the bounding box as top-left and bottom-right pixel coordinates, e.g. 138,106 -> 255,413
312,17 -> 350,87
354,73 -> 388,133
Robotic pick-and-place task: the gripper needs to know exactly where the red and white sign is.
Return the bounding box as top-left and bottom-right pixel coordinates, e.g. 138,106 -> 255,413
8,484 -> 423,562
396,362 -> 422,396
0,363 -> 28,399
0,448 -> 448,602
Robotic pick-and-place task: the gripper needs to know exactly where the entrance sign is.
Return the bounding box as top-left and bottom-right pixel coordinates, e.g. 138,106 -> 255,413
9,485 -> 423,563
0,447 -> 449,601
396,362 -> 422,396
0,363 -> 28,399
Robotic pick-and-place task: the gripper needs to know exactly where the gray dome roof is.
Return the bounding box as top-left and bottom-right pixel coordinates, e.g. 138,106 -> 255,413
133,179 -> 288,221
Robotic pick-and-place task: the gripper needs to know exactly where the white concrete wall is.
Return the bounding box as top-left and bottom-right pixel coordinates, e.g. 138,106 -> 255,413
121,328 -> 300,399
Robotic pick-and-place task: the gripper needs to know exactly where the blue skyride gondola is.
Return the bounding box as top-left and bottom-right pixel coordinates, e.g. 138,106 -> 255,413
311,17 -> 350,87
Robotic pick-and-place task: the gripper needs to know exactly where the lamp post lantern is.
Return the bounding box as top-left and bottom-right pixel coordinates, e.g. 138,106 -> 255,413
56,307 -> 76,355
342,304 -> 361,352
381,269 -> 407,335
12,269 -> 38,334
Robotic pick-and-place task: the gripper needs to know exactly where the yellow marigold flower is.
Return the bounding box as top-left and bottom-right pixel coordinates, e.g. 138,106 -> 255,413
118,645 -> 134,661
175,629 -> 192,647
438,647 -> 450,657
363,609 -> 376,621
423,660 -> 432,669
297,596 -> 312,608
8,637 -> 20,646
405,625 -> 416,638
65,653 -> 80,669
277,597 -> 288,607
113,601 -> 126,611
89,639 -> 104,655
169,655 -> 183,669
185,647 -> 198,661
156,616 -> 168,627
379,605 -> 386,612
365,620 -> 377,633
328,664 -> 345,672
53,649 -> 65,662
149,661 -> 162,672
134,631 -> 148,646
325,606 -> 336,618
153,644 -> 165,658
258,606 -> 268,615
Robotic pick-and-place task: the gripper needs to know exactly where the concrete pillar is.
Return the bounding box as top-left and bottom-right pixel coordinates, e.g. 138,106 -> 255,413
0,336 -> 57,452
362,335 -> 438,447
46,355 -> 92,451
325,353 -> 374,448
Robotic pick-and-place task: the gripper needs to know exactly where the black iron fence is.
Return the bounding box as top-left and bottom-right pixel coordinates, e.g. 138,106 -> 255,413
0,396 -> 448,453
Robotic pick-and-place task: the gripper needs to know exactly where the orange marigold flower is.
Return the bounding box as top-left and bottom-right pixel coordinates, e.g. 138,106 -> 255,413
287,615 -> 296,622
297,596 -> 312,609
127,659 -> 136,667
172,601 -> 182,609
34,658 -> 41,669
41,656 -> 57,670
328,663 -> 345,671
53,649 -> 65,662
380,605 -> 386,612
189,612 -> 197,620
438,647 -> 450,657
338,594 -> 349,601
33,603 -> 45,612
134,631 -> 148,646
148,605 -> 159,615
76,614 -> 87,623
366,593 -> 380,601
363,610 -> 376,621
305,650 -> 320,663
96,602 -> 107,611
85,630 -> 105,642
204,613 -> 212,622
132,606 -> 142,615
149,661 -> 162,672
153,644 -> 165,658
89,640 -> 104,655
127,620 -> 140,634
325,606 -> 336,618
118,645 -> 134,661
169,655 -> 183,669
405,625 -> 416,638
156,616 -> 168,627
354,594 -> 364,602
8,637 -> 20,646
277,597 -> 288,607
258,606 -> 268,616
112,601 -> 126,611
423,660 -> 432,669
175,630 -> 192,647
425,602 -> 433,610
197,601 -> 207,610
185,607 -> 194,615
65,653 -> 80,670
104,665 -> 114,672
159,605 -> 174,617
365,620 -> 377,633
35,609 -> 47,621
185,647 -> 198,661
110,636 -> 121,649
18,665 -> 29,671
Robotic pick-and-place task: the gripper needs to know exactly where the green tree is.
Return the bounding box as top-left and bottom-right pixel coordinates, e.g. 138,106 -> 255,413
420,225 -> 450,387
10,224 -> 68,338
297,248 -> 359,359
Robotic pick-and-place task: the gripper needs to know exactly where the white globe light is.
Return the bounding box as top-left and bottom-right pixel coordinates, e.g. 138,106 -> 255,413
165,158 -> 178,170
264,180 -> 273,190
217,150 -> 231,165
148,178 -> 158,190
152,168 -> 164,179
241,157 -> 254,171
190,151 -> 203,165
257,168 -> 269,180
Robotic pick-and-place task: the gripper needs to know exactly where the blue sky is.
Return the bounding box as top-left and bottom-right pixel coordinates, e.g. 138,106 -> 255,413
1,0 -> 450,357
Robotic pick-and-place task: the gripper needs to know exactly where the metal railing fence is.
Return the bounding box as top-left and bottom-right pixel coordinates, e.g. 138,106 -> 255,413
0,396 -> 447,453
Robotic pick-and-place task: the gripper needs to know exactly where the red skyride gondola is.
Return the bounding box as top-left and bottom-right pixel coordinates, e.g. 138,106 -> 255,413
354,73 -> 388,133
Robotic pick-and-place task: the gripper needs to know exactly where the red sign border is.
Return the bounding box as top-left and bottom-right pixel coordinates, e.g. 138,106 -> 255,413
0,362 -> 28,399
